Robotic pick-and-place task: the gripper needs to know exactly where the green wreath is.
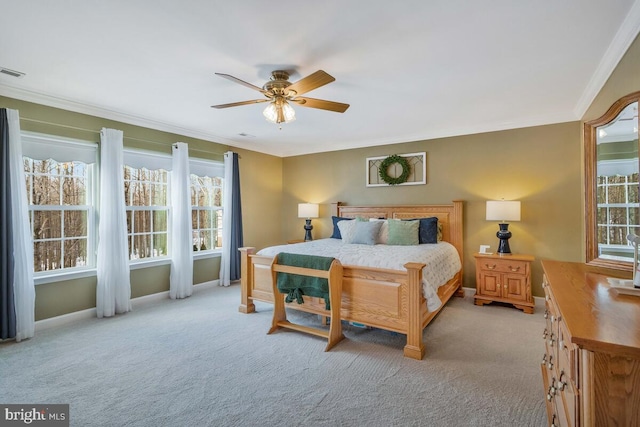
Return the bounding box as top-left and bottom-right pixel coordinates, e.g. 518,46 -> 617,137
379,154 -> 411,185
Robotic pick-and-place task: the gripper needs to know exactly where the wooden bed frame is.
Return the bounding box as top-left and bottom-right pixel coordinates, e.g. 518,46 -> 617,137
238,201 -> 464,360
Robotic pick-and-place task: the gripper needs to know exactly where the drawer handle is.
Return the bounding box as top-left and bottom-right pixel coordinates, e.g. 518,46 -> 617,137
509,266 -> 520,272
556,371 -> 566,391
541,354 -> 547,365
547,381 -> 556,401
542,328 -> 548,339
485,263 -> 497,270
551,414 -> 558,427
548,333 -> 555,347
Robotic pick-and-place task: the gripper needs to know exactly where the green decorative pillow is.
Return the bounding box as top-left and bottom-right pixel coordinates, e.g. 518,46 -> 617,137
387,219 -> 419,245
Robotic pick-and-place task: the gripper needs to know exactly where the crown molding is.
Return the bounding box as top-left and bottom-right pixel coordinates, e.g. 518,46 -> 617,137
277,112 -> 578,157
573,0 -> 640,119
0,84 -> 239,147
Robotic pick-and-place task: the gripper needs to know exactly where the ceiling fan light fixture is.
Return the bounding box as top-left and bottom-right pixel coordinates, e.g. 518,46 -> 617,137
263,97 -> 296,124
213,69 -> 348,124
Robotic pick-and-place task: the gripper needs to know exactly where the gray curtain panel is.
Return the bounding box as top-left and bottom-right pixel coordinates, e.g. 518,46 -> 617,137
229,152 -> 243,281
0,108 -> 17,339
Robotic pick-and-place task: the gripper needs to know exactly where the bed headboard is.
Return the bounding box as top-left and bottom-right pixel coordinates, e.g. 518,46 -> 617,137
332,201 -> 464,265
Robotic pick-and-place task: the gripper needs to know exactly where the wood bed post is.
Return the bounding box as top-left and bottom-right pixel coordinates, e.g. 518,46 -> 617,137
330,201 -> 342,217
452,200 -> 465,298
403,262 -> 426,360
238,247 -> 256,313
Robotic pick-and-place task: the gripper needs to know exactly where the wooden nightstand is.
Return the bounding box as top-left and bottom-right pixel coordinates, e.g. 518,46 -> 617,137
474,253 -> 534,314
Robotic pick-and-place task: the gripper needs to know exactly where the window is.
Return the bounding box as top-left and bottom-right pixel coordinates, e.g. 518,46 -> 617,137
190,158 -> 224,254
124,166 -> 169,261
22,133 -> 97,274
597,172 -> 639,260
191,175 -> 223,252
585,93 -> 640,269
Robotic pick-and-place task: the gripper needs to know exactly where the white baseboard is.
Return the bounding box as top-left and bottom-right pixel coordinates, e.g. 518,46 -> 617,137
35,280 -> 220,332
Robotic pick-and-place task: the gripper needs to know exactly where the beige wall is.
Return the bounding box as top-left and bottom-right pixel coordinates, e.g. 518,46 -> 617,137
282,122 -> 582,296
0,96 -> 283,320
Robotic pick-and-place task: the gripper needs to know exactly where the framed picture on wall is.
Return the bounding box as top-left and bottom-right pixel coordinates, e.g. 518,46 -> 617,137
366,152 -> 426,187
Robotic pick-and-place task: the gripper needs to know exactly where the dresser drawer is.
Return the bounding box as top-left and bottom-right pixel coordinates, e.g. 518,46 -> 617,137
556,369 -> 579,427
557,319 -> 579,389
478,259 -> 529,275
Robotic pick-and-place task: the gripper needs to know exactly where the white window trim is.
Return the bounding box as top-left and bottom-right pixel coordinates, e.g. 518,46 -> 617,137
34,250 -> 221,285
24,135 -> 99,276
34,267 -> 97,285
193,250 -> 222,261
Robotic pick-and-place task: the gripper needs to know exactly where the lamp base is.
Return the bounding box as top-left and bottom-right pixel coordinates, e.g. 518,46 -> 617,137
496,223 -> 512,254
303,219 -> 314,241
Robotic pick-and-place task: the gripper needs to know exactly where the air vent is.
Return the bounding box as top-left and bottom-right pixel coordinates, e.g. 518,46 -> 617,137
0,67 -> 26,78
238,133 -> 256,138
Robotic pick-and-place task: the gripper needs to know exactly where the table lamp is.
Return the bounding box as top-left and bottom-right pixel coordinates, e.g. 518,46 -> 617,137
298,203 -> 319,241
486,200 -> 521,254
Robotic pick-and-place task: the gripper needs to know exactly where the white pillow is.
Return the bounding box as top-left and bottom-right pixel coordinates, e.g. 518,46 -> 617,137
369,218 -> 389,244
337,219 -> 359,243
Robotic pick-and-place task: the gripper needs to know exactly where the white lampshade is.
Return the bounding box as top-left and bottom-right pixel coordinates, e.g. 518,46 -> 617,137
486,200 -> 521,222
298,203 -> 319,219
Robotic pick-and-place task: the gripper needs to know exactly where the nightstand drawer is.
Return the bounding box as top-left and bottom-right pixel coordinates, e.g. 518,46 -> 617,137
477,259 -> 529,275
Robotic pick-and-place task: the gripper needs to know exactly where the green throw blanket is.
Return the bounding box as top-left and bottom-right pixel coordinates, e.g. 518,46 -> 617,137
276,252 -> 335,310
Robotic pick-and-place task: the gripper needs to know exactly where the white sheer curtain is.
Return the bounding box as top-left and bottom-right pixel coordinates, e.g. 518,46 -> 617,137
220,151 -> 233,286
7,109 -> 35,341
96,128 -> 131,318
169,142 -> 193,299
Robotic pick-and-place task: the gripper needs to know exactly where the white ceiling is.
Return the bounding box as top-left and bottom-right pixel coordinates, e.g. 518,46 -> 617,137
1,1 -> 640,157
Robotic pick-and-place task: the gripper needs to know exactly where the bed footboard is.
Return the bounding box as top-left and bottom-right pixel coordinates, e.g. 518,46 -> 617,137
240,246 -> 437,359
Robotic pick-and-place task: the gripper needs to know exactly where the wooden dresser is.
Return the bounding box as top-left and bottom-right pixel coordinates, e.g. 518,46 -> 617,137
540,260 -> 640,427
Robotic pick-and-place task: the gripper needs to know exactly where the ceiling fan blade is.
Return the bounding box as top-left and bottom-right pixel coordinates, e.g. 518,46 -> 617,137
211,99 -> 269,109
286,70 -> 335,96
292,97 -> 350,113
215,73 -> 270,95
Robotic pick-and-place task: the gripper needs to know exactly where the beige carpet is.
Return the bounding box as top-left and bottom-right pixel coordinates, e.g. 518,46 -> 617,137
0,284 -> 547,426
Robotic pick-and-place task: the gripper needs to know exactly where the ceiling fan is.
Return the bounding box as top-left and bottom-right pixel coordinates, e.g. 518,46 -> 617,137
211,70 -> 349,125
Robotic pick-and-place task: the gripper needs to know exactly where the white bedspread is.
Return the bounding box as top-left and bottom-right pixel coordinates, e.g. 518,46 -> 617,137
257,239 -> 461,312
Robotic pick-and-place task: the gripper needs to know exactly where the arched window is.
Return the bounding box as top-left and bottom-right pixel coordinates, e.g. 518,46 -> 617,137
585,91 -> 640,270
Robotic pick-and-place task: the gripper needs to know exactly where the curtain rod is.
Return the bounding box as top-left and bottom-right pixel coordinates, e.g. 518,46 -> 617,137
19,116 -> 226,157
